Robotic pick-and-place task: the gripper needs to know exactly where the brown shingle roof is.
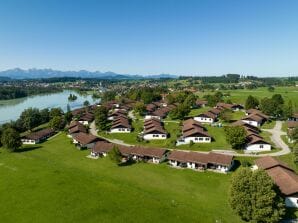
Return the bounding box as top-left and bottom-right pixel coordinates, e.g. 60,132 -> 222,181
24,128 -> 55,141
168,151 -> 233,166
198,111 -> 216,119
183,127 -> 210,138
73,133 -> 98,145
242,114 -> 264,122
288,121 -> 298,128
130,146 -> 167,158
69,124 -> 87,134
255,156 -> 292,171
266,166 -> 298,196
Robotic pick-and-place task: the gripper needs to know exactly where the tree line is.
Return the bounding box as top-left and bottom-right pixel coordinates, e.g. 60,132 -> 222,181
0,86 -> 62,100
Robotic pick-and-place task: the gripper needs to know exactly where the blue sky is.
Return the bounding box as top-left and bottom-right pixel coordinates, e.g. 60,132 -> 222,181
0,0 -> 298,76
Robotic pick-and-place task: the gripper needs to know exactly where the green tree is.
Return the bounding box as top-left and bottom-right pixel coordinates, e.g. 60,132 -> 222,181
260,97 -> 283,117
219,109 -> 233,123
49,116 -> 64,130
49,108 -> 63,119
184,93 -> 197,108
95,106 -> 109,131
108,146 -> 122,165
230,168 -> 285,223
40,108 -> 50,123
1,128 -> 22,152
19,107 -> 42,131
64,112 -> 73,124
272,94 -> 284,105
268,86 -> 275,92
134,102 -> 146,115
83,100 -> 90,107
283,100 -> 293,119
102,91 -> 116,103
230,168 -> 253,221
224,126 -> 246,149
245,95 -> 259,110
169,104 -> 191,120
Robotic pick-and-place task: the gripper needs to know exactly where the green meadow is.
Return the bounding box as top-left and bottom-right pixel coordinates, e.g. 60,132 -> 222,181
0,133 -> 243,223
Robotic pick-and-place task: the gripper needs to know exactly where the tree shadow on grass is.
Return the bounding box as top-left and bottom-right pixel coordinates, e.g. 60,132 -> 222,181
229,160 -> 241,172
16,146 -> 42,153
284,207 -> 298,220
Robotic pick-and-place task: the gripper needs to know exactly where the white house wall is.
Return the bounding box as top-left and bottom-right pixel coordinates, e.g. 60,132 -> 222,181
110,128 -> 131,133
194,117 -> 214,123
245,144 -> 271,151
143,134 -> 167,140
242,120 -> 259,127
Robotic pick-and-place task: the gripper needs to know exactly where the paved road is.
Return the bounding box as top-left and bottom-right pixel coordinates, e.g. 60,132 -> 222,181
214,121 -> 291,157
89,121 -> 291,157
89,121 -> 133,147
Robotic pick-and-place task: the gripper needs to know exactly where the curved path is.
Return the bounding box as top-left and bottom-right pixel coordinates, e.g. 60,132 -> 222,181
90,121 -> 291,157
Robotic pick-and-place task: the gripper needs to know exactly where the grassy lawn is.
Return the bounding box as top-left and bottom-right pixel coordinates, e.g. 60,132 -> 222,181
100,119 -> 232,152
230,110 -> 245,121
177,125 -> 231,151
262,120 -> 276,129
99,120 -> 180,148
188,106 -> 211,117
0,133 -> 243,223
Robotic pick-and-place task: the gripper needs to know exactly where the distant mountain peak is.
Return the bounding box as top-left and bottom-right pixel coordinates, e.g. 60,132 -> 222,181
0,68 -> 178,80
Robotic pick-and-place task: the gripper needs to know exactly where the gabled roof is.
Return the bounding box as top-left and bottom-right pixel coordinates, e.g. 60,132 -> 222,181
196,99 -> 208,105
198,111 -> 216,119
288,121 -> 298,128
68,124 -> 87,134
242,113 -> 265,122
144,126 -> 166,134
168,151 -> 233,166
209,108 -> 222,115
24,128 -> 55,141
246,109 -> 269,119
130,146 -> 167,158
266,166 -> 298,196
207,152 -> 234,166
183,127 -> 210,138
255,156 -> 292,171
73,133 -> 98,145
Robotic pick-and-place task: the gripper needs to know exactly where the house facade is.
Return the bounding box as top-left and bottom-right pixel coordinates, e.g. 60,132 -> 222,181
194,112 -> 216,123
22,128 -> 55,144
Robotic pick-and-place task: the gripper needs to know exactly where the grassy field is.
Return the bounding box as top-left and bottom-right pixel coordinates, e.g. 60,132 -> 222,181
0,133 -> 243,223
177,125 -> 230,151
196,86 -> 298,108
100,119 -> 232,152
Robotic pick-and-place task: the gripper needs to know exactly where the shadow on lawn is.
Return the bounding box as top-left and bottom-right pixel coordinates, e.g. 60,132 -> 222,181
230,160 -> 241,172
16,146 -> 42,153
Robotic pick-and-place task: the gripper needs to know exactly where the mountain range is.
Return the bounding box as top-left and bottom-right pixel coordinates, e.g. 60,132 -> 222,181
0,68 -> 178,80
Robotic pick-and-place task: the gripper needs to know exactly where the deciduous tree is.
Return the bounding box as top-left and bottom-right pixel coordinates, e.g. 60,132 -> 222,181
108,146 -> 122,165
1,128 -> 22,152
245,95 -> 259,110
224,126 -> 246,149
230,168 -> 285,223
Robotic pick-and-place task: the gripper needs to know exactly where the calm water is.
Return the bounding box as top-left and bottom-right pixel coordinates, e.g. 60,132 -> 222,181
0,90 -> 98,124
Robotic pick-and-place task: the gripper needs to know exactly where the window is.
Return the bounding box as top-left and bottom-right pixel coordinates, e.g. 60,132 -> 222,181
260,145 -> 264,149
195,137 -> 198,141
199,138 -> 203,141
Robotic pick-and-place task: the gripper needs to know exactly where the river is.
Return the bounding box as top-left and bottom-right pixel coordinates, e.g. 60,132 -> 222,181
0,90 -> 99,124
